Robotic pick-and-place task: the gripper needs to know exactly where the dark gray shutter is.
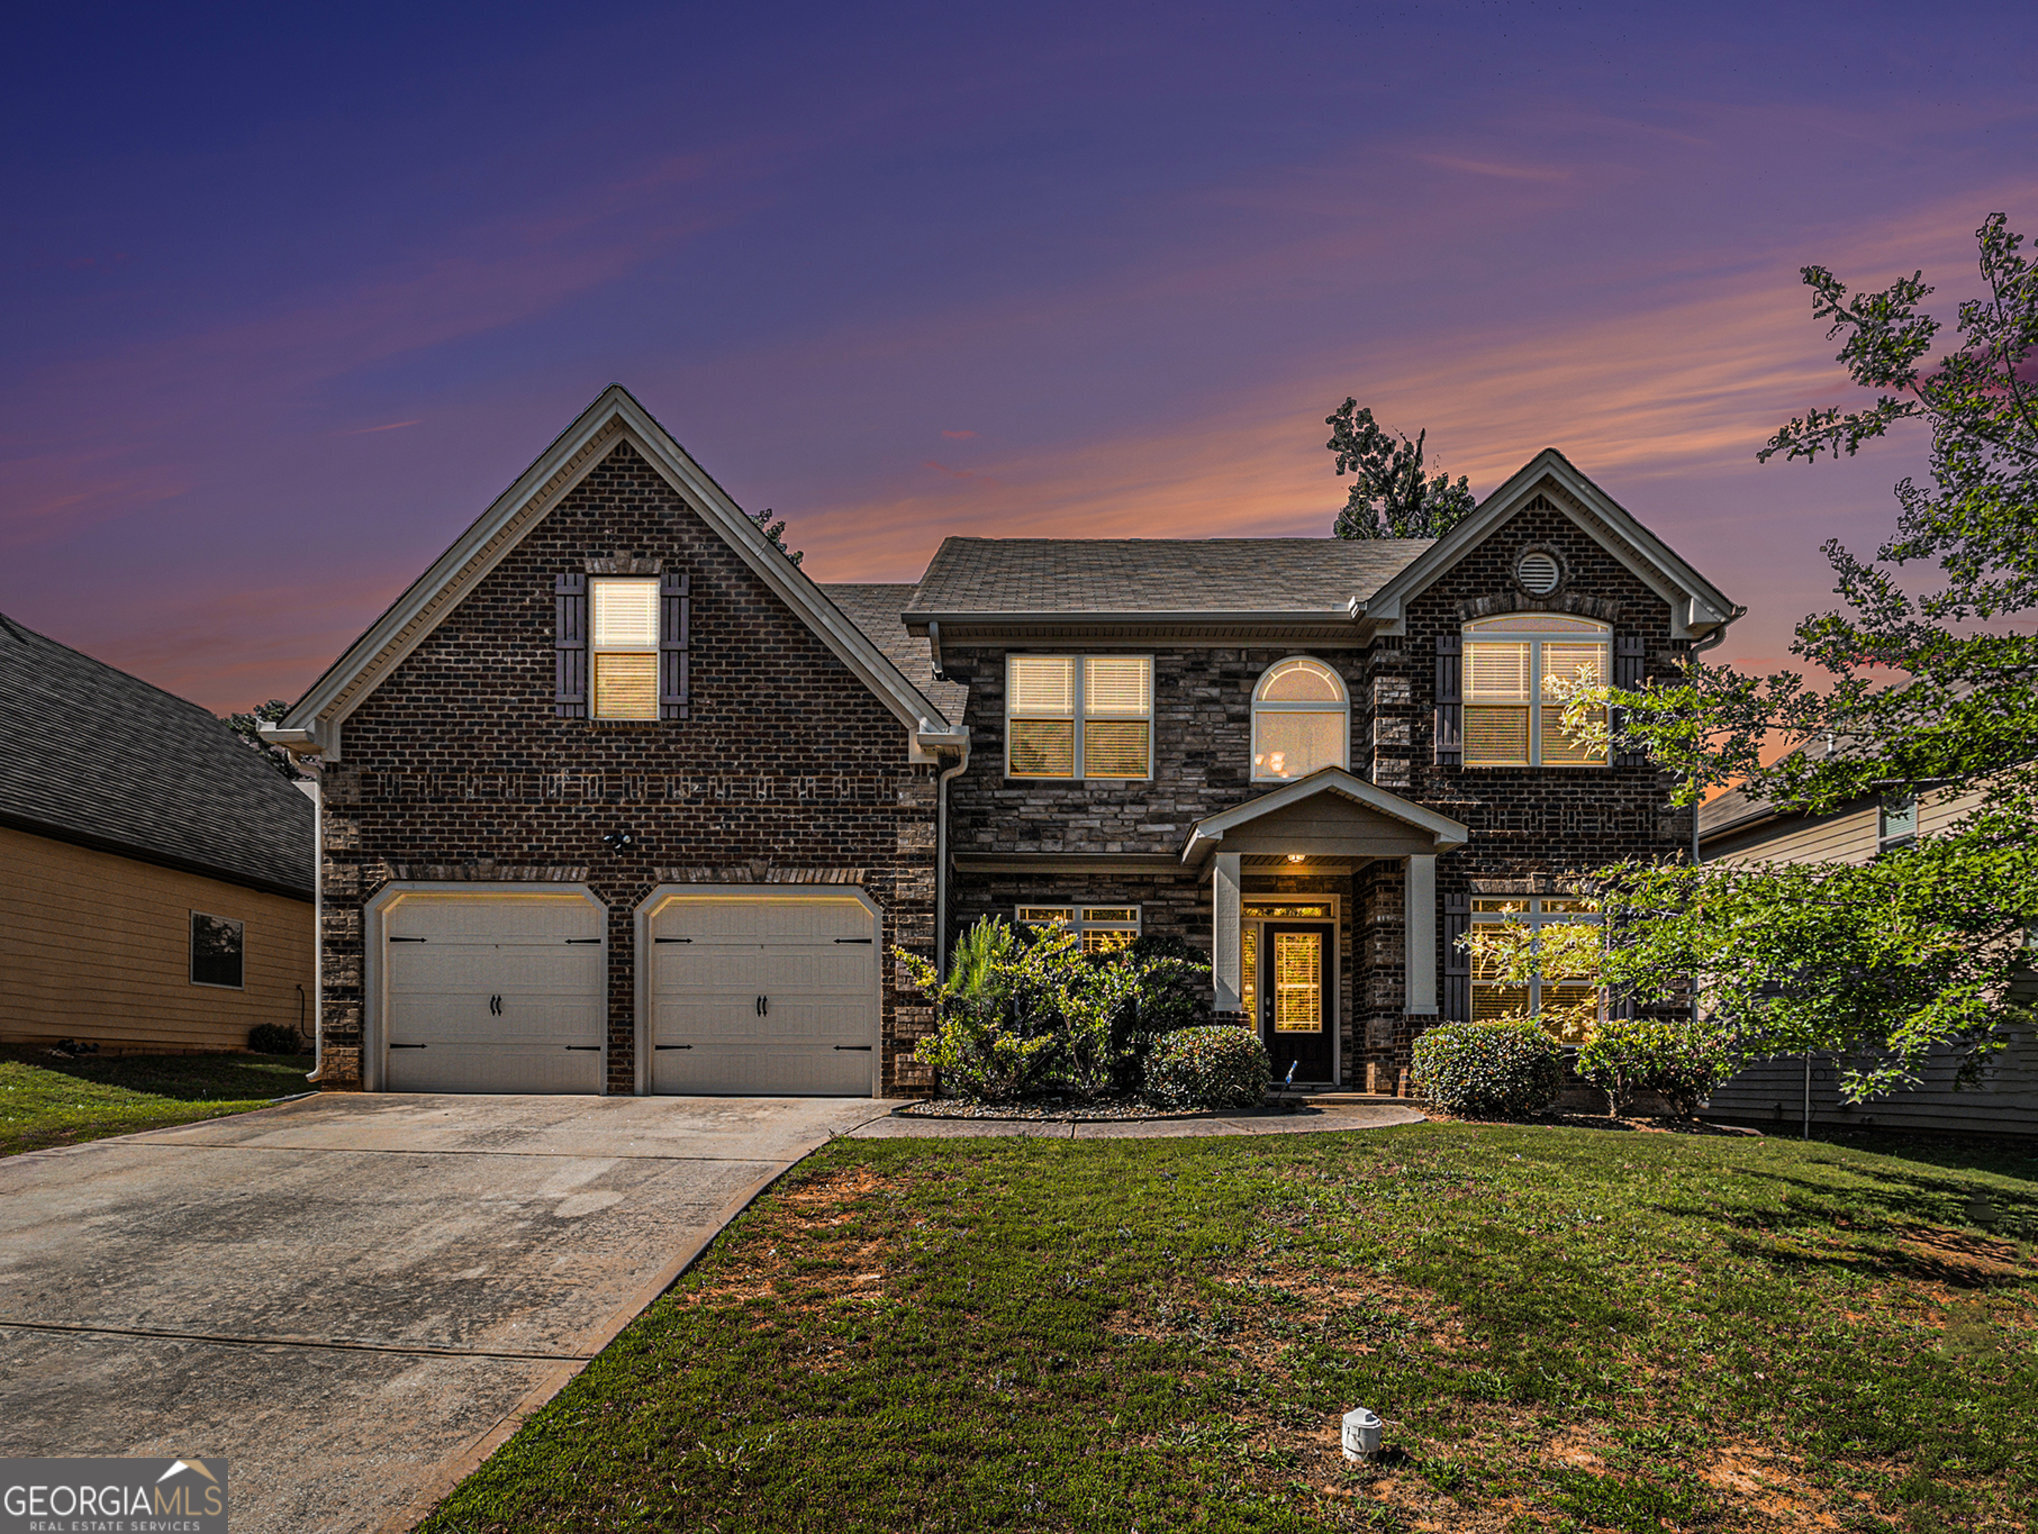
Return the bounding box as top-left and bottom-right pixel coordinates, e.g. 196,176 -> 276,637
1434,633 -> 1462,766
659,571 -> 690,721
554,573 -> 587,718
1442,893 -> 1471,1020
1613,634 -> 1647,767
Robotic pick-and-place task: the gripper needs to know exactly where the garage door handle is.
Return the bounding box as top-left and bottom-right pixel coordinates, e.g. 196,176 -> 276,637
389,1043 -> 426,1050
563,1046 -> 600,1052
565,938 -> 602,945
834,937 -> 873,944
654,937 -> 691,944
834,1045 -> 873,1052
654,1044 -> 691,1051
389,936 -> 427,943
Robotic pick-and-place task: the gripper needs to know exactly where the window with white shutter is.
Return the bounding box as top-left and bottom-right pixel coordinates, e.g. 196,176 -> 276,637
1006,655 -> 1152,779
1460,615 -> 1609,767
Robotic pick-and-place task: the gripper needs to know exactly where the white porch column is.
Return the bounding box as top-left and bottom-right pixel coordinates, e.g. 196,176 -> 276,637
1212,851 -> 1243,1012
1405,853 -> 1437,1015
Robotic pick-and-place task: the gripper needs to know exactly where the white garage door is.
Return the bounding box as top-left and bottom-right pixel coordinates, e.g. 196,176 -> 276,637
648,892 -> 877,1095
382,893 -> 606,1093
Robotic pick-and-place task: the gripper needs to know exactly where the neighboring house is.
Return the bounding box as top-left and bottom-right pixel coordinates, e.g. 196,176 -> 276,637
267,385 -> 1740,1096
0,614 -> 316,1053
1698,775 -> 2037,1134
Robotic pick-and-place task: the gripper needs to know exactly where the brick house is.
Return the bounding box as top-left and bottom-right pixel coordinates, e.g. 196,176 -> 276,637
269,386 -> 1740,1095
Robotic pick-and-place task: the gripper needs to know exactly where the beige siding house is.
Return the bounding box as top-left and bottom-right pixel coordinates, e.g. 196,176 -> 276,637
0,613 -> 315,1053
1698,778 -> 2035,1136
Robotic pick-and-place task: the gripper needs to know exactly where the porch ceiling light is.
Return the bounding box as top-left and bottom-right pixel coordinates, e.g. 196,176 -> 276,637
1285,853 -> 1307,863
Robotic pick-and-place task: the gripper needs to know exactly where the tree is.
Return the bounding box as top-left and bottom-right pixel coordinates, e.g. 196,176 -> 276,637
750,507 -> 803,566
1589,214 -> 2038,1100
222,699 -> 305,780
1324,399 -> 1477,539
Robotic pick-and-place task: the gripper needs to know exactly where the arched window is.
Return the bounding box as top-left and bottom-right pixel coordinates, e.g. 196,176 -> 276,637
1251,657 -> 1348,781
1461,615 -> 1610,767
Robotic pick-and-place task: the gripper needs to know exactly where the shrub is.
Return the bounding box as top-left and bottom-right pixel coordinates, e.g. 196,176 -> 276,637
899,919 -> 1211,1103
1142,1025 -> 1270,1110
1576,1015 -> 1739,1117
248,1022 -> 301,1055
1410,1021 -> 1563,1118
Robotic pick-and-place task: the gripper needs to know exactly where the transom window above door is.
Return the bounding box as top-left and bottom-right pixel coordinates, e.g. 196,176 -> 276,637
1006,656 -> 1153,779
590,577 -> 660,720
1251,657 -> 1348,781
1461,615 -> 1610,768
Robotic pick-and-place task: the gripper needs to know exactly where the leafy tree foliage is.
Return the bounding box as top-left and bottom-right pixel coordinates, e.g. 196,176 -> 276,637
1591,215 -> 2038,1099
222,699 -> 305,780
750,506 -> 803,566
1324,399 -> 1477,539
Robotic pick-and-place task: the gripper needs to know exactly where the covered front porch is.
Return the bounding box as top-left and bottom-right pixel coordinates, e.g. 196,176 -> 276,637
1181,768 -> 1469,1088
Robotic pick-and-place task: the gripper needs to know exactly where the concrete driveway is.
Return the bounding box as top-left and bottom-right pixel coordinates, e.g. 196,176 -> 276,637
0,1093 -> 890,1534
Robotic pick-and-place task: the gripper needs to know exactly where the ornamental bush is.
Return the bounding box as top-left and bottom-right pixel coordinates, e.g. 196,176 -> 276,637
248,1022 -> 302,1055
1141,1025 -> 1270,1110
1409,1021 -> 1563,1118
1576,1015 -> 1739,1117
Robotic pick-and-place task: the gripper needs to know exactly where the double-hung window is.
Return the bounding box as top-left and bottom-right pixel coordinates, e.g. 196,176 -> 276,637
1467,897 -> 1601,1043
590,577 -> 660,721
1878,793 -> 1918,853
1006,656 -> 1152,778
1461,615 -> 1610,767
1016,904 -> 1142,953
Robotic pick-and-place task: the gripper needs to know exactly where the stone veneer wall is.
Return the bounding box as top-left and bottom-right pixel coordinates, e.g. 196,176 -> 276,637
317,440 -> 940,1095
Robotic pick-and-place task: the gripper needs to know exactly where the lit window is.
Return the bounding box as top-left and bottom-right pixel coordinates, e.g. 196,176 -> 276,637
591,578 -> 659,721
191,912 -> 245,989
1878,793 -> 1917,853
1016,904 -> 1142,953
1007,656 -> 1152,779
1251,657 -> 1348,781
1466,897 -> 1601,1044
1462,615 -> 1610,768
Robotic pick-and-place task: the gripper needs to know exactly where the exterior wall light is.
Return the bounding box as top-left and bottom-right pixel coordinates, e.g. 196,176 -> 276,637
1285,853 -> 1307,863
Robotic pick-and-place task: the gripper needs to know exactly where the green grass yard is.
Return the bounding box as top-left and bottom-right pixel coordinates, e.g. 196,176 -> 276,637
0,1046 -> 314,1157
423,1123 -> 2037,1534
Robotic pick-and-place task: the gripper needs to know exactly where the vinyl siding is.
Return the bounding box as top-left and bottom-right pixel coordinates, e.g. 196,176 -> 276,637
0,824 -> 314,1052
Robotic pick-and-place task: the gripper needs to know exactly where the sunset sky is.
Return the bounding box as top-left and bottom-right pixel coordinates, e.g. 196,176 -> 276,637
4,2 -> 2033,712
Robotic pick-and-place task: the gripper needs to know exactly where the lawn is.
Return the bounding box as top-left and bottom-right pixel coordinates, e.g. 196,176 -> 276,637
0,1046 -> 315,1156
419,1124 -> 2037,1534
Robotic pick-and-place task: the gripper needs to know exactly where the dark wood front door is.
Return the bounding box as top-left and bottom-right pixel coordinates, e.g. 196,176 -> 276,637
1258,922 -> 1334,1084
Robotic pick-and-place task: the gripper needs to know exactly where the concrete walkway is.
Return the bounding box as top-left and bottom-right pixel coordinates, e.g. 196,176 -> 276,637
0,1093 -> 890,1534
849,1102 -> 1426,1138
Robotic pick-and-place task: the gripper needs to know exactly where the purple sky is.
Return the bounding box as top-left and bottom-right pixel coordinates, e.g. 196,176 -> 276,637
4,2 -> 2033,713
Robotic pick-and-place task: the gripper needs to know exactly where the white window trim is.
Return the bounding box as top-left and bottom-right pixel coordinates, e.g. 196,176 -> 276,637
589,576 -> 661,722
1461,617 -> 1612,769
1015,904 -> 1143,950
1004,654 -> 1154,781
1250,655 -> 1350,783
189,910 -> 246,991
1468,897 -> 1602,1023
1877,793 -> 1918,853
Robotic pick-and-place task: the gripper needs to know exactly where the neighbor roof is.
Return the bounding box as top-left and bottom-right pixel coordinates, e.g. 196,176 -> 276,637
0,614 -> 314,897
822,584 -> 968,720
904,537 -> 1432,616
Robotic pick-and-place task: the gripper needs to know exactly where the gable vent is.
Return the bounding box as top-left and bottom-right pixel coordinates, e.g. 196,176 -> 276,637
1516,550 -> 1561,594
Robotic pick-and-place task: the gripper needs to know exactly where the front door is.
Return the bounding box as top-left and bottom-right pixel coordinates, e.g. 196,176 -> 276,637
1257,922 -> 1334,1084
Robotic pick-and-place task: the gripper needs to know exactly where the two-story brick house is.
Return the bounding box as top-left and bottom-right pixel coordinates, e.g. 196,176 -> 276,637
269,386 -> 1739,1095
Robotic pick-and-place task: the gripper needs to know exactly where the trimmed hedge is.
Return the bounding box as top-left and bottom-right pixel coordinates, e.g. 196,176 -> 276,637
1142,1025 -> 1270,1110
1576,1015 -> 1738,1116
1410,1021 -> 1563,1118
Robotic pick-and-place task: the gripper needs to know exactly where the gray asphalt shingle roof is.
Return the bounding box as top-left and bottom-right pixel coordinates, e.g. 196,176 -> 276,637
903,537 -> 1433,615
0,613 -> 314,897
821,584 -> 969,721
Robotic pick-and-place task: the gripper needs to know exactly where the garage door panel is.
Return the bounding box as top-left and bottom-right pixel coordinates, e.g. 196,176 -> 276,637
647,894 -> 878,1095
652,1044 -> 870,1096
387,1043 -> 603,1094
381,892 -> 607,1094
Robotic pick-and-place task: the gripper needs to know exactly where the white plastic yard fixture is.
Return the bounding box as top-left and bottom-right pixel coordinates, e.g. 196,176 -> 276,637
1341,1407 -> 1383,1460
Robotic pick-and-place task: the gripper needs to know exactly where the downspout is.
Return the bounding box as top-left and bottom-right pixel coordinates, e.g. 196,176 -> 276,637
295,765 -> 327,1083
935,739 -> 970,977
